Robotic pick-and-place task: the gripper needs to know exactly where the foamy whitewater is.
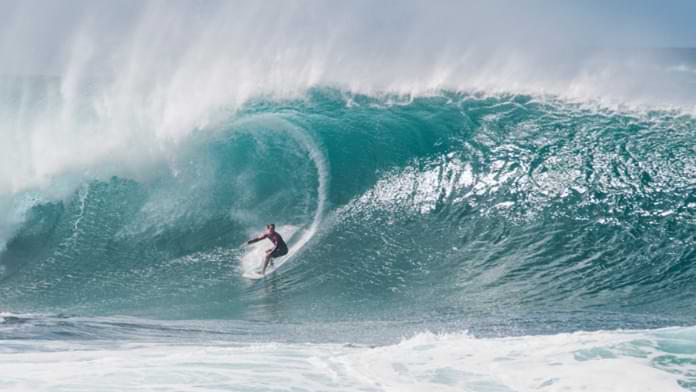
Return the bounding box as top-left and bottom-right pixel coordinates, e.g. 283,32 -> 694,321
1,1 -> 696,391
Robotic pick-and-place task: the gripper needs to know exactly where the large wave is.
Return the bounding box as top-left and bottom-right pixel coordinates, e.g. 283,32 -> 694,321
0,89 -> 694,332
0,1 -> 695,336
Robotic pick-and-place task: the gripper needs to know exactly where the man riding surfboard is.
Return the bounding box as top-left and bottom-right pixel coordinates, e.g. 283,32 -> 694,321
246,224 -> 288,275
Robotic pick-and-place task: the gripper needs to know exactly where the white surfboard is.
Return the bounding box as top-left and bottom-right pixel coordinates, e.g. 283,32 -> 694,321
242,257 -> 287,280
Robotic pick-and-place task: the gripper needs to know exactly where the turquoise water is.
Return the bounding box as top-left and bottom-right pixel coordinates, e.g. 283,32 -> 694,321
1,86 -> 695,390
2,89 -> 694,326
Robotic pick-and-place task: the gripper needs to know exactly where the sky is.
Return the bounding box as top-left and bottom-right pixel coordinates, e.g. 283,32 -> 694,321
1,0 -> 695,54
558,0 -> 696,47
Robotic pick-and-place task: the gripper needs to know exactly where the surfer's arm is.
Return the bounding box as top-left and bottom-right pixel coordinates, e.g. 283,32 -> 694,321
246,234 -> 267,245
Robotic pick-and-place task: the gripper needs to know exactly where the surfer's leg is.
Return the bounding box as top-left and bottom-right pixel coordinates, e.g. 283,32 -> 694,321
262,254 -> 272,274
267,246 -> 286,268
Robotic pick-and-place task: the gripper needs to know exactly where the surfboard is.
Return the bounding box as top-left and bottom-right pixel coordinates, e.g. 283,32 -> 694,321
242,258 -> 286,280
242,269 -> 265,280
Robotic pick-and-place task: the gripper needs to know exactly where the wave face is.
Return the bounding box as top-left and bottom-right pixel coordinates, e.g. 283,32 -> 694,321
1,89 -> 694,332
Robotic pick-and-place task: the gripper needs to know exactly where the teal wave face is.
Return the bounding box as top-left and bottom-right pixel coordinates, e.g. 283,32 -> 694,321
0,89 -> 695,331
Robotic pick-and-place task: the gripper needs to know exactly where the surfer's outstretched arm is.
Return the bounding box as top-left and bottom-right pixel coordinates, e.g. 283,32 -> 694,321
247,234 -> 267,245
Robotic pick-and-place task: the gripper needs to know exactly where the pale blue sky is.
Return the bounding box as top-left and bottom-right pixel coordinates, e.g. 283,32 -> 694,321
542,0 -> 696,47
1,0 -> 694,48
0,0 -> 695,76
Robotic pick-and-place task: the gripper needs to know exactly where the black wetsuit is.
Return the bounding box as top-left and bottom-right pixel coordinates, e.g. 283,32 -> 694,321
266,232 -> 288,258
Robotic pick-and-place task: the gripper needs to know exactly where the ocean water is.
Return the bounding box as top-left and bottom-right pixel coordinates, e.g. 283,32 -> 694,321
1,88 -> 695,391
1,2 -> 696,391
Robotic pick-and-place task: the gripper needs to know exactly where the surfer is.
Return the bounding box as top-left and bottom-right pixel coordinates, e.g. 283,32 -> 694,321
246,224 -> 288,275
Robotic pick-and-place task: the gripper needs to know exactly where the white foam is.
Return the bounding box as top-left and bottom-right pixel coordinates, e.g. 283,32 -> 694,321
0,328 -> 694,391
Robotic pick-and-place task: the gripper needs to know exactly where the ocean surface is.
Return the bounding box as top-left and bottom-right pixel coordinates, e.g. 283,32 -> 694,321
1,3 -> 696,390
1,87 -> 695,391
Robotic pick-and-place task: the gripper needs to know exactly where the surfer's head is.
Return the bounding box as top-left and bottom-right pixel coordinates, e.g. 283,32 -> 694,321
266,224 -> 276,233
